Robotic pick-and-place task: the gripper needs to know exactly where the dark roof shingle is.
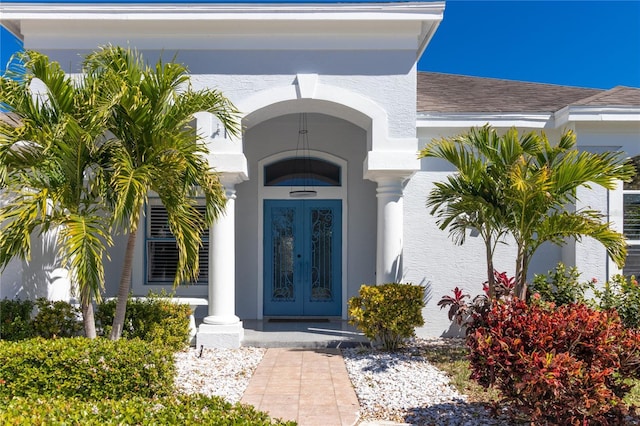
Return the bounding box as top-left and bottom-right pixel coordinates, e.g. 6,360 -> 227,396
570,86 -> 640,107
417,72 -> 610,114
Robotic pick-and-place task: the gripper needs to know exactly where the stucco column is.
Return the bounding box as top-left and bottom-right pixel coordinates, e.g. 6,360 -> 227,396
197,174 -> 244,348
375,177 -> 405,284
203,180 -> 240,325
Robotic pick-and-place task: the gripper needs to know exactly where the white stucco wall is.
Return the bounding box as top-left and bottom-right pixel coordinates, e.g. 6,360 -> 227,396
41,48 -> 417,140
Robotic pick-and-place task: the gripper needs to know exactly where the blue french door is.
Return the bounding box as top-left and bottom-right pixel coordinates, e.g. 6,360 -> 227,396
264,199 -> 342,316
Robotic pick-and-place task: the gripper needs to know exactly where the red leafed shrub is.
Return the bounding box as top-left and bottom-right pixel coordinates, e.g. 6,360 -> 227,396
467,298 -> 640,425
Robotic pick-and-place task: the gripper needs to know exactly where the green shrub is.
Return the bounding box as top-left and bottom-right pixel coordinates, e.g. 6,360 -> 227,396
348,283 -> 425,351
0,395 -> 297,425
0,298 -> 34,341
32,298 -> 83,338
96,292 -> 191,351
595,275 -> 640,329
467,298 -> 640,424
0,337 -> 175,400
530,262 -> 592,306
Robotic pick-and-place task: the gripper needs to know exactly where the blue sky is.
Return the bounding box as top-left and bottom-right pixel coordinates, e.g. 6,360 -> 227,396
2,0 -> 639,89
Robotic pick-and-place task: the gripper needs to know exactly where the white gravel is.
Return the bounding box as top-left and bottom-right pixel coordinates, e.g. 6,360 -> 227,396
174,346 -> 266,403
342,338 -> 513,426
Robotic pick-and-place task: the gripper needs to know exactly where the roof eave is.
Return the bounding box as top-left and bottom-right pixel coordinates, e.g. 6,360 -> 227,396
0,2 -> 446,33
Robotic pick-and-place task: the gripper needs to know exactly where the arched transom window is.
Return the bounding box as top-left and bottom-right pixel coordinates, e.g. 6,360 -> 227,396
264,157 -> 341,187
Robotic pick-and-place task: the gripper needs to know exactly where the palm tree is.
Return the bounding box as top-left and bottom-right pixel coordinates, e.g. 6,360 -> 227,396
0,51 -> 115,337
419,126 -> 511,298
420,125 -> 634,298
83,46 -> 240,340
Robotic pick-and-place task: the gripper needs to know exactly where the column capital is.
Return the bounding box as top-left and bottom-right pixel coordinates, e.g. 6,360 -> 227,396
218,171 -> 248,188
363,150 -> 419,182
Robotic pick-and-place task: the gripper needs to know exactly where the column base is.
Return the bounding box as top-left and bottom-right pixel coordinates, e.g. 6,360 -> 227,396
196,321 -> 244,349
203,314 -> 240,325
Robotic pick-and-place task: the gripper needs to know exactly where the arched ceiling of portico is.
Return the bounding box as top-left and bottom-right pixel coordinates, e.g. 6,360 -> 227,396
242,99 -> 372,134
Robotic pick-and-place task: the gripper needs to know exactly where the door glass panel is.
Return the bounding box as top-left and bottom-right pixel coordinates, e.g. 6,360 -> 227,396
310,207 -> 334,302
271,207 -> 295,301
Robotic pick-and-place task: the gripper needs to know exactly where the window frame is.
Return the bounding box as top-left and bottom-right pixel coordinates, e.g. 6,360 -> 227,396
621,162 -> 640,276
144,197 -> 209,286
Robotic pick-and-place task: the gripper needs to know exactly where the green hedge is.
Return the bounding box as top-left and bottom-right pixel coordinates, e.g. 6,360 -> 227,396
1,298 -> 83,340
0,298 -> 34,341
348,283 -> 425,351
96,294 -> 191,351
32,298 -> 83,338
0,395 -> 297,425
0,338 -> 175,400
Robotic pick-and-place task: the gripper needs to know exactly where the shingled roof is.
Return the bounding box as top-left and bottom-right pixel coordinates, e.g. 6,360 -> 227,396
570,86 -> 640,107
416,71 -> 637,114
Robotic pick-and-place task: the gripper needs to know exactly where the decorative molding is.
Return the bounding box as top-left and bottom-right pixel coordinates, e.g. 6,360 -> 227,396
295,74 -> 318,100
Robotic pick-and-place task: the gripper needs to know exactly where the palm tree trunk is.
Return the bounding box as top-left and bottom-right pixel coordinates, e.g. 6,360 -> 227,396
110,229 -> 137,340
514,245 -> 528,299
82,301 -> 97,338
484,235 -> 496,299
518,251 -> 529,299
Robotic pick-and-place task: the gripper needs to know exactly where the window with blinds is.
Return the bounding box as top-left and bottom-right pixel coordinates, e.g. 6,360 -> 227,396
146,201 -> 208,285
623,157 -> 640,277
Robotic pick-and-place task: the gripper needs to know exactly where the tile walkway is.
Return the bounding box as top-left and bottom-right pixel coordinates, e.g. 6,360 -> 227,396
241,348 -> 360,426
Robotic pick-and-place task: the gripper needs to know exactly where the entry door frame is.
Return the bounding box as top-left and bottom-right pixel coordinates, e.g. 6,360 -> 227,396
258,150 -> 348,319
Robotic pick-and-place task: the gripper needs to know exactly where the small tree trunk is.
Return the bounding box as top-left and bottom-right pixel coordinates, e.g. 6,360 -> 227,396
110,229 -> 138,340
82,301 -> 97,339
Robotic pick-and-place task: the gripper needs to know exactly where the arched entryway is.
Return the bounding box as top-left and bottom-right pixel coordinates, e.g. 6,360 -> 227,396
236,112 -> 372,320
197,77 -> 419,346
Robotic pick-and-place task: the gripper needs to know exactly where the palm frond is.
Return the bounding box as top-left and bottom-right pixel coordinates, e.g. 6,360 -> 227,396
57,212 -> 112,304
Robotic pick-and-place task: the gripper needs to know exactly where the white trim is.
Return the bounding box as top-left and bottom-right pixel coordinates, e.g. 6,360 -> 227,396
610,184 -> 625,278
0,1 -> 445,25
416,112 -> 554,129
0,2 -> 446,17
2,2 -> 444,51
555,106 -> 640,126
257,150 -> 348,319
